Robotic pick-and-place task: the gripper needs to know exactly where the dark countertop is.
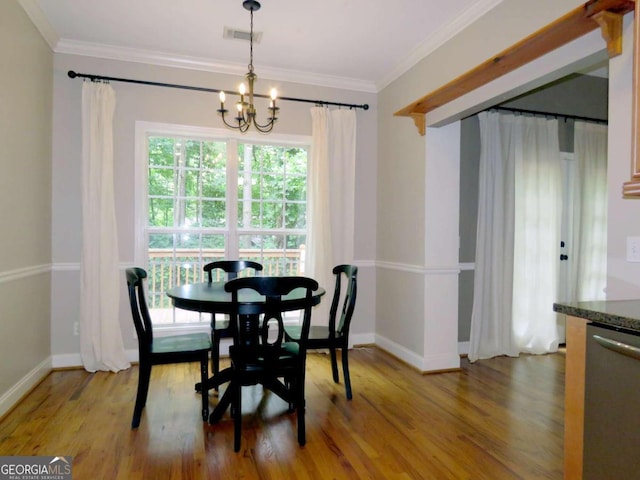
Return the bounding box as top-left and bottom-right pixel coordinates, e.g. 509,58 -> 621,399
554,300 -> 640,333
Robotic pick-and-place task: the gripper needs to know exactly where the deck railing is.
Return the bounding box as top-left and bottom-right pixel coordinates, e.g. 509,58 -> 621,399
147,247 -> 305,313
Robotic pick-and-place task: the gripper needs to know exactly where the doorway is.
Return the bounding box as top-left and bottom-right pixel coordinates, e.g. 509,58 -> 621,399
457,69 -> 609,350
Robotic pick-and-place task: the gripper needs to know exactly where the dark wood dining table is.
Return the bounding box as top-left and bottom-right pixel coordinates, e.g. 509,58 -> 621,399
167,280 -> 325,316
166,280 -> 325,422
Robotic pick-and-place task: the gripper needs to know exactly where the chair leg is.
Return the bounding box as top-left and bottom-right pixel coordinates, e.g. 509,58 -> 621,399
233,381 -> 242,452
329,345 -> 339,383
285,376 -> 295,412
200,356 -> 209,421
209,387 -> 233,424
132,361 -> 152,428
341,345 -> 352,400
212,330 -> 221,391
296,378 -> 306,446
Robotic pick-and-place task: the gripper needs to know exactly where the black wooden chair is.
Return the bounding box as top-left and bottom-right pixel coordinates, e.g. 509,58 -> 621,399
209,276 -> 318,452
126,267 -> 211,428
203,260 -> 263,382
285,264 -> 358,399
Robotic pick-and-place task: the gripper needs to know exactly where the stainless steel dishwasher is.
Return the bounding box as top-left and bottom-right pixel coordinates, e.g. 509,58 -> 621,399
583,323 -> 640,479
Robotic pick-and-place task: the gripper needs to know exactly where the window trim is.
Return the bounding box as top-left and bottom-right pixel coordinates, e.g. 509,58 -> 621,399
134,121 -> 311,329
134,121 -> 311,268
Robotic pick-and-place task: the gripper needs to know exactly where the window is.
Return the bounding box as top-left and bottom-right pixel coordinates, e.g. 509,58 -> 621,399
135,123 -> 310,326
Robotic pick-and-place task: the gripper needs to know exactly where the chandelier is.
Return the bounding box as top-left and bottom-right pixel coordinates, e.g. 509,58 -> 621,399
217,0 -> 278,133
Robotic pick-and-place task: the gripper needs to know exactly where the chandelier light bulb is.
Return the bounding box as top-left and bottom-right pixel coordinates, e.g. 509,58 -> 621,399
239,83 -> 246,96
219,91 -> 226,103
270,88 -> 277,100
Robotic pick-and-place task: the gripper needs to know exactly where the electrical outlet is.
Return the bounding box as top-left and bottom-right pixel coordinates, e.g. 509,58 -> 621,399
73,322 -> 79,336
627,237 -> 640,262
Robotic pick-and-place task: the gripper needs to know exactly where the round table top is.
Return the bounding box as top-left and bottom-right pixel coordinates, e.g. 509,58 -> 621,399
167,281 -> 325,314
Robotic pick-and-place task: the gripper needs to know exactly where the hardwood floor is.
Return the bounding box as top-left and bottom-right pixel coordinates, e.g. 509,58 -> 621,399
0,348 -> 564,479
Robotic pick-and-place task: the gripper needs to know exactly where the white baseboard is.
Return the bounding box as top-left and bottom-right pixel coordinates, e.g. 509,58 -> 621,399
374,334 -> 425,371
51,353 -> 82,369
52,350 -> 140,369
351,333 -> 375,347
374,334 -> 463,372
0,358 -> 52,418
458,341 -> 470,356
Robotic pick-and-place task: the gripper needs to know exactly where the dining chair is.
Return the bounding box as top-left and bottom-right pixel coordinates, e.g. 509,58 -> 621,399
285,264 -> 358,399
211,275 -> 318,452
202,260 -> 263,382
126,267 -> 211,428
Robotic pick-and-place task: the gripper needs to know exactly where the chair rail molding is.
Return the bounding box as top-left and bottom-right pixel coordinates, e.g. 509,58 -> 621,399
0,264 -> 51,284
376,260 -> 461,275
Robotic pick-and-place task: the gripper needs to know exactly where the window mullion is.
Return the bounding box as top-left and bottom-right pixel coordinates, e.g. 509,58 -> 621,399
227,138 -> 239,257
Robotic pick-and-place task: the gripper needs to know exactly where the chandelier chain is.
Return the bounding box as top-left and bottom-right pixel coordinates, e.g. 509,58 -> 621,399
248,9 -> 254,74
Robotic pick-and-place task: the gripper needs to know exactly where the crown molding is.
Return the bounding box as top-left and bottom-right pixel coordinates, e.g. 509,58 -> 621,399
17,0 -> 59,50
376,0 -> 505,91
20,0 -> 499,94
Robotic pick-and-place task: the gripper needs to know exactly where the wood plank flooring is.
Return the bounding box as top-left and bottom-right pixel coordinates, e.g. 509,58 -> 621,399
0,348 -> 564,479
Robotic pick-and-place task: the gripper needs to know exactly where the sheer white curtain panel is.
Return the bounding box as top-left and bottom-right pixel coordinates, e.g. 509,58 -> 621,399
80,81 -> 130,372
307,107 -> 356,323
470,112 -> 562,361
571,121 -> 608,301
469,111 -> 518,362
511,115 -> 562,354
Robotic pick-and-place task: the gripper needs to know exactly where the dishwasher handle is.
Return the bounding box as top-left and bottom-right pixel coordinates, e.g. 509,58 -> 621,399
593,334 -> 640,362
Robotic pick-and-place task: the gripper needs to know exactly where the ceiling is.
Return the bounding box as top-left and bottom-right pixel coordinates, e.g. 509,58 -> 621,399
20,0 -> 504,92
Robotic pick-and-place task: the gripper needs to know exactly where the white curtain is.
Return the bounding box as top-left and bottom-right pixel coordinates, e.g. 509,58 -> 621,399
470,112 -> 562,361
571,121 -> 608,301
80,81 -> 130,373
469,112 -> 518,361
307,107 -> 356,322
511,115 -> 562,354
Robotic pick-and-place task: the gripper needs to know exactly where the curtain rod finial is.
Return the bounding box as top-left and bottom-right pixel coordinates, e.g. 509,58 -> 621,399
68,70 -> 77,79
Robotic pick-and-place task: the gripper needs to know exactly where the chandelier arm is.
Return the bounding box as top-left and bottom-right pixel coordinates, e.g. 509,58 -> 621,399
253,117 -> 277,130
253,122 -> 275,133
221,115 -> 242,130
219,108 -> 248,131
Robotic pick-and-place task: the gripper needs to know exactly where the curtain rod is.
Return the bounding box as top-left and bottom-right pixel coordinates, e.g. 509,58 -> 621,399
67,70 -> 369,111
489,106 -> 607,124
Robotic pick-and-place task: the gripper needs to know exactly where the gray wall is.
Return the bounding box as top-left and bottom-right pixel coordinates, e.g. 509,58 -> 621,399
0,1 -> 53,399
501,73 -> 608,152
458,116 -> 480,342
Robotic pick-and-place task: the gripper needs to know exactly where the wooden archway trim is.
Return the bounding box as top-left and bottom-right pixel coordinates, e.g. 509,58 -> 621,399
623,0 -> 640,196
395,0 -> 634,135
